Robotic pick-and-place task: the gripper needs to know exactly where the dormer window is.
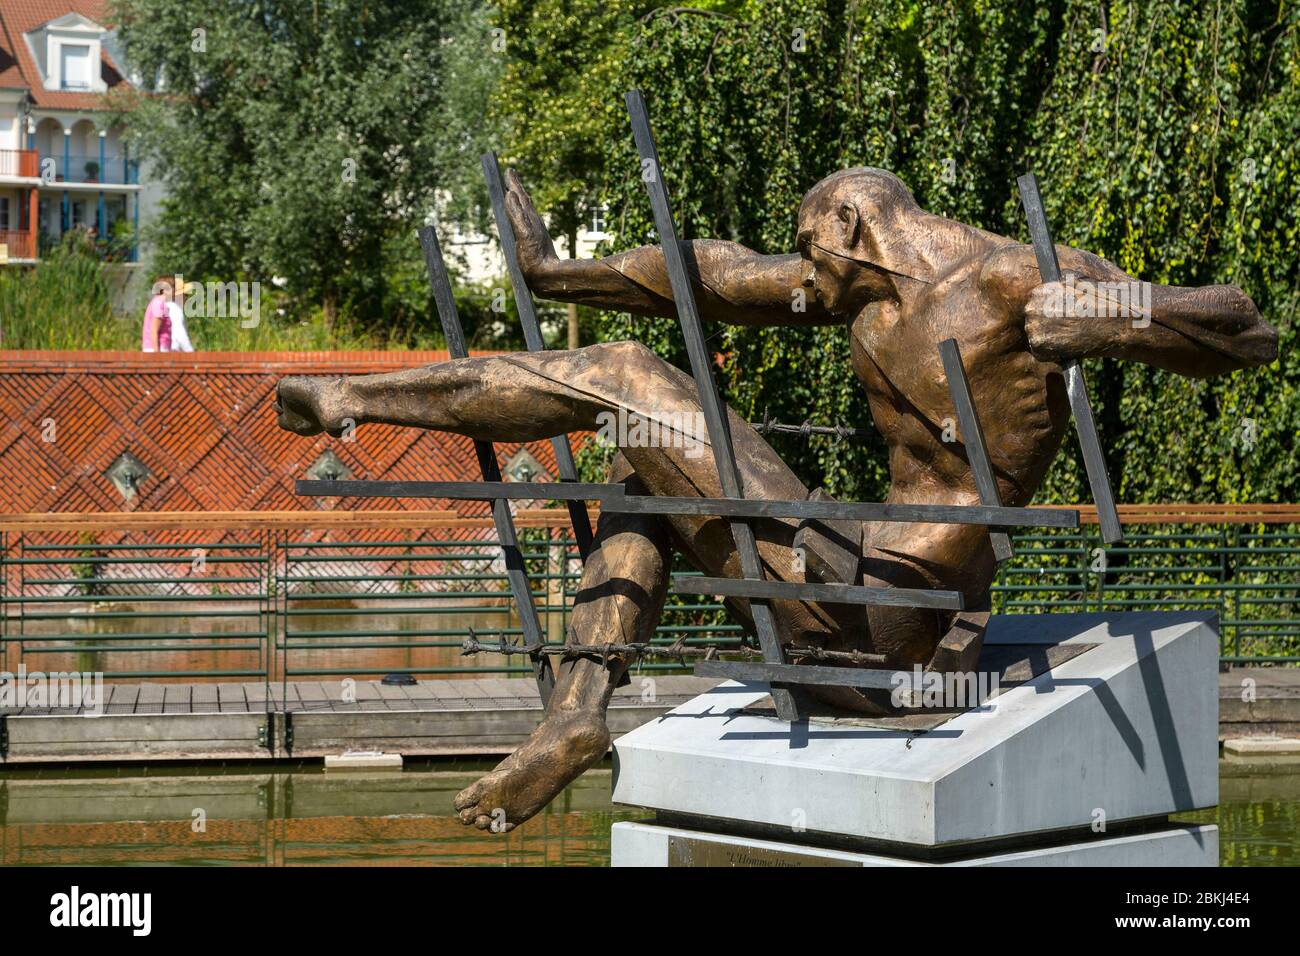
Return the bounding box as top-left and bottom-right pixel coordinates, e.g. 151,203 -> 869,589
60,43 -> 92,90
27,13 -> 107,94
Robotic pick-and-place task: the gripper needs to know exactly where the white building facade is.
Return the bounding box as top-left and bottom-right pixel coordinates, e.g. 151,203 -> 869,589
0,2 -> 159,268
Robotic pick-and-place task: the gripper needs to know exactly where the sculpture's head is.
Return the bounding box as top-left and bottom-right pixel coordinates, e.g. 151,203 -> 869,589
796,167 -> 928,315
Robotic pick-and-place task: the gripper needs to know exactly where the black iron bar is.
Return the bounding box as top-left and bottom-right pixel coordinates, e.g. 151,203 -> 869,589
695,659 -> 918,691
295,479 -> 614,501
294,482 -> 1078,529
482,151 -> 595,559
674,576 -> 964,610
625,88 -> 800,720
1017,173 -> 1123,545
601,494 -> 1078,528
938,338 -> 1013,561
417,224 -> 555,704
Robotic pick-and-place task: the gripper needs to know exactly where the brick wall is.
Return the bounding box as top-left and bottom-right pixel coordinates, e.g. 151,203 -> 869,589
0,350 -> 571,520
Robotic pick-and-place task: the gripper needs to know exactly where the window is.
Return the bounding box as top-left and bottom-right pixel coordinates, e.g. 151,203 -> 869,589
590,205 -> 608,235
0,197 -> 9,231
60,43 -> 92,90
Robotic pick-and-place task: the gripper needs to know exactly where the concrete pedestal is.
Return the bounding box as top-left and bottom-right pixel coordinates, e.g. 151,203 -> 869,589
611,612 -> 1220,867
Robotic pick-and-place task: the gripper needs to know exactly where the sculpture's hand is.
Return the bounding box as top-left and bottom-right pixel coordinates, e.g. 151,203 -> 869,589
504,168 -> 560,284
1023,270 -> 1092,362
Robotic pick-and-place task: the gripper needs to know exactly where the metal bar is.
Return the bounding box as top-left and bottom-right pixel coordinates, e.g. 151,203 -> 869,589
603,494 -> 1078,528
417,224 -> 555,705
626,88 -> 798,721
695,659 -> 914,691
938,338 -> 1013,561
673,576 -> 964,610
296,479 -> 614,501
482,150 -> 595,559
297,479 -> 1076,528
1017,172 -> 1123,545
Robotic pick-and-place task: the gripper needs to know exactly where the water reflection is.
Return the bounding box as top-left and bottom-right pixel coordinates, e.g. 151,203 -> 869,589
0,759 -> 649,866
0,759 -> 1295,866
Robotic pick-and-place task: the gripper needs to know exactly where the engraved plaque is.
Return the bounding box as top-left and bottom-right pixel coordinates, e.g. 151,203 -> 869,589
667,835 -> 859,867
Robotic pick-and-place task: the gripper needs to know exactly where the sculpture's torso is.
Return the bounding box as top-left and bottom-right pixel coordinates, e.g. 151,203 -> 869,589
846,246 -> 1073,590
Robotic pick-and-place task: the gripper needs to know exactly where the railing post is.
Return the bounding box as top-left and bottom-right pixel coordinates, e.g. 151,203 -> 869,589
1079,524 -> 1090,612
267,529 -> 280,715
1229,523 -> 1240,660
15,532 -> 23,677
0,530 -> 6,676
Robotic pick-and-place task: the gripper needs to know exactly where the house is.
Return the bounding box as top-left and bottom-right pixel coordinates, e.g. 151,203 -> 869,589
0,0 -> 156,266
448,201 -> 613,286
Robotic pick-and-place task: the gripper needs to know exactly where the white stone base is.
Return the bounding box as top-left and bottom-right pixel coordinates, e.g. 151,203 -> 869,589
612,612 -> 1219,860
611,821 -> 1219,867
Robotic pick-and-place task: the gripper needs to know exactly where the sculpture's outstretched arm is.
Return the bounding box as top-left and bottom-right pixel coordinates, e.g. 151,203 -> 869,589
505,169 -> 839,327
983,244 -> 1279,378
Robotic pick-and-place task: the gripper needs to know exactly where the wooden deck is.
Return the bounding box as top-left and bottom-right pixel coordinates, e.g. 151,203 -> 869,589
0,676 -> 721,764
0,667 -> 1295,765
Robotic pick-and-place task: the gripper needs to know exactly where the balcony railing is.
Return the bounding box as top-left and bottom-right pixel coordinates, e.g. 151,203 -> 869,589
0,230 -> 37,260
37,151 -> 139,185
0,149 -> 38,179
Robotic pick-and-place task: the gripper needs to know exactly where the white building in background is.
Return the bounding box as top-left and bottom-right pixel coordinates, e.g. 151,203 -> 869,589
443,202 -> 612,286
0,1 -> 163,273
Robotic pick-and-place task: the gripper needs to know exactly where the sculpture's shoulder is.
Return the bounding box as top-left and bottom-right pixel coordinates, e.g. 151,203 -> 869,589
974,241 -> 1040,312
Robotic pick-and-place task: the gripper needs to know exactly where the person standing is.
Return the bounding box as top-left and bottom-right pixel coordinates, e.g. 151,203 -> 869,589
168,280 -> 195,352
142,276 -> 173,353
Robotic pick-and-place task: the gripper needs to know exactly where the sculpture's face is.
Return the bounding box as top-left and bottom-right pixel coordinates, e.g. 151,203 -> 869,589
796,181 -> 898,316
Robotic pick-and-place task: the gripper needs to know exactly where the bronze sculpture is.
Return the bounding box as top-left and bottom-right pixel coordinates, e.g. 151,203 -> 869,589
275,165 -> 1277,832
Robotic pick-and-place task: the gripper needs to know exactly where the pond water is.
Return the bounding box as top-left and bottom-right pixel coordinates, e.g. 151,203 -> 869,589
0,757 -> 1295,866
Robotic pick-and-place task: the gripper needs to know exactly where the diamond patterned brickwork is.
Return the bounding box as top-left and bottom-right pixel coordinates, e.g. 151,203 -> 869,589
0,351 -> 579,521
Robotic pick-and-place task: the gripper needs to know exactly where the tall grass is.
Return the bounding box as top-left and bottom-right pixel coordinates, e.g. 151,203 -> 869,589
0,235 -> 132,349
0,236 -> 568,353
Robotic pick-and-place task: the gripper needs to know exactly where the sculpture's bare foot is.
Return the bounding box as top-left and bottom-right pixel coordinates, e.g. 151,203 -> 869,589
453,709 -> 611,832
274,376 -> 350,437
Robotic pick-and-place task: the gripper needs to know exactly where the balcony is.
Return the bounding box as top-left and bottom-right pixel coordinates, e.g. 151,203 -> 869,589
37,151 -> 139,186
0,230 -> 37,260
0,149 -> 39,180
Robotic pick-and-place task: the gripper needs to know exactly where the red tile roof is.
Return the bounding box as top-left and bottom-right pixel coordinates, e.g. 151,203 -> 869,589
0,0 -> 130,110
0,351 -> 588,523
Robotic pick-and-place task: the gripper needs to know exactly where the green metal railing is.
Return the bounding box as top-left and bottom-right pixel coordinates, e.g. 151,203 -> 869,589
0,522 -> 1296,689
0,531 -> 273,681
274,532 -> 744,683
992,526 -> 1300,663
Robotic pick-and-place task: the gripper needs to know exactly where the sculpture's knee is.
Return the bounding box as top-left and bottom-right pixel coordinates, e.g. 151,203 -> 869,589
589,339 -> 665,375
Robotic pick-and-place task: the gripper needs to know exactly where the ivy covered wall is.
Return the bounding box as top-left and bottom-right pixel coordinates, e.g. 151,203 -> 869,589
496,0 -> 1298,506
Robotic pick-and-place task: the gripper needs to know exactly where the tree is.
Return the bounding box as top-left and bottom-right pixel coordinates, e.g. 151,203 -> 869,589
108,0 -> 504,335
528,0 -> 1297,507
491,1 -> 754,347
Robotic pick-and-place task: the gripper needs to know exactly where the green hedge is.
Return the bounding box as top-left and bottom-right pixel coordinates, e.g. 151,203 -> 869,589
514,1 -> 1297,506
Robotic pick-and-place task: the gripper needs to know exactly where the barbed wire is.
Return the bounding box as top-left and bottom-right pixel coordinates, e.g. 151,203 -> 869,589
748,407 -> 869,443
462,628 -> 888,667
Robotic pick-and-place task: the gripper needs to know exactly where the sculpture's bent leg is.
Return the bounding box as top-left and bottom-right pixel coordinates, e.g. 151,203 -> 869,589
276,341 -> 849,656
453,457 -> 673,832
